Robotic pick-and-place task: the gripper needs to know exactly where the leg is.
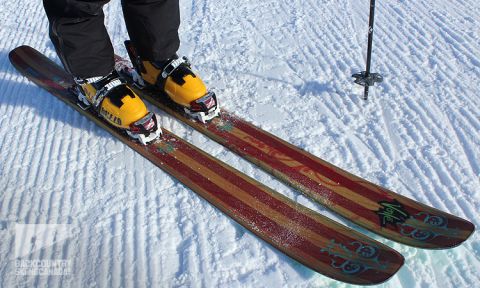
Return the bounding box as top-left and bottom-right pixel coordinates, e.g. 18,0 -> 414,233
43,0 -> 113,78
121,0 -> 180,61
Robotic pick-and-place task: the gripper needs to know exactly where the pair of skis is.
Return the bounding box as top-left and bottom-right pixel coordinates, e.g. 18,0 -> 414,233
9,45 -> 474,285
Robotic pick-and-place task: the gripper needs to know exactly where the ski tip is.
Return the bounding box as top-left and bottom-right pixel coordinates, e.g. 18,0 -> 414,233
441,219 -> 476,249
401,216 -> 475,250
462,220 -> 476,241
306,239 -> 405,285
372,248 -> 405,286
365,252 -> 405,286
327,250 -> 404,286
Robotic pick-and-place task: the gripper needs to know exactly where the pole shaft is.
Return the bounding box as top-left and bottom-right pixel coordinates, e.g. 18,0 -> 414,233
365,0 -> 376,75
364,0 -> 376,100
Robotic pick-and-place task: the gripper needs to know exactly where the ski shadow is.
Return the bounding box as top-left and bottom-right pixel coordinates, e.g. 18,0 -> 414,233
0,49 -> 112,140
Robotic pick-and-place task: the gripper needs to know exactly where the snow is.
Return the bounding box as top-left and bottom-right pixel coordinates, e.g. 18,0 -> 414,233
0,0 -> 479,287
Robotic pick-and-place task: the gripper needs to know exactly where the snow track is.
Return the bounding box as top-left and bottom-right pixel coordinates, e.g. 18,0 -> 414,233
0,0 -> 478,287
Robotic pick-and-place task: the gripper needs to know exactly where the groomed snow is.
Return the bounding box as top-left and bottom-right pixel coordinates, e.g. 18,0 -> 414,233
0,0 -> 478,287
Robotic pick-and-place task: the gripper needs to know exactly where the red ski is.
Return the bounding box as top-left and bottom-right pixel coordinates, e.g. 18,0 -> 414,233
9,45 -> 405,285
117,42 -> 474,249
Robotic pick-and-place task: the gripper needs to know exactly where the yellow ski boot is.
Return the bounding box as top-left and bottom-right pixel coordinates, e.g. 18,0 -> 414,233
125,41 -> 220,123
74,71 -> 161,144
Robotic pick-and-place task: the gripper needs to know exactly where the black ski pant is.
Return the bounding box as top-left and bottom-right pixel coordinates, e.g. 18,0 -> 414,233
43,0 -> 180,78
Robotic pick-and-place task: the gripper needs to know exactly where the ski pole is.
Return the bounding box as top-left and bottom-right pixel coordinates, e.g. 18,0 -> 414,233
352,0 -> 383,100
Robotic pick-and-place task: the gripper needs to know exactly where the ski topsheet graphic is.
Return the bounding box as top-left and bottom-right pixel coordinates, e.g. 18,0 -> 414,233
116,41 -> 474,250
9,45 -> 404,285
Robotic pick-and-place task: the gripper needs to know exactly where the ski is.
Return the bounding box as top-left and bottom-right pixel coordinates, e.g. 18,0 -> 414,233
115,46 -> 474,250
9,45 -> 405,285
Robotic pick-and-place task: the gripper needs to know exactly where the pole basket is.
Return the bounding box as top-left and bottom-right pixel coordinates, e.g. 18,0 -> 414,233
352,0 -> 382,100
352,71 -> 383,87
